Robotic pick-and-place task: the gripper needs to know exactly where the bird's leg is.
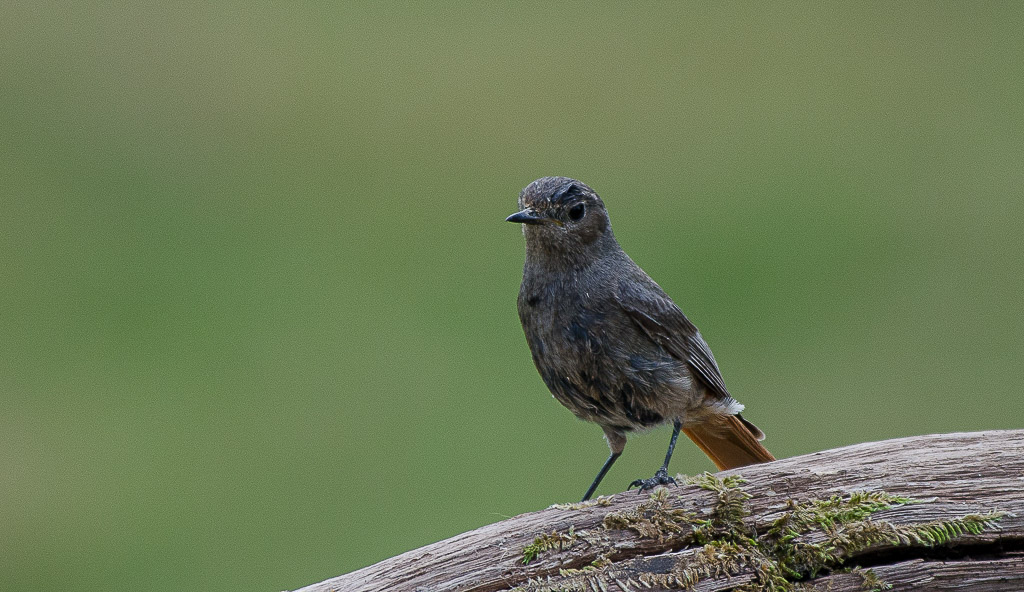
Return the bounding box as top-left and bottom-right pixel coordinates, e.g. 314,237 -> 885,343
581,428 -> 627,501
581,451 -> 621,501
629,419 -> 681,493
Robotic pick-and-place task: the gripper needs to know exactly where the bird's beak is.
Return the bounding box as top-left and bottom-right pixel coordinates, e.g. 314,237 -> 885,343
506,209 -> 561,226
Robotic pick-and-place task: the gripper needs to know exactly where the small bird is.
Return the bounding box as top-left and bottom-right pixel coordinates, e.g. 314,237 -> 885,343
508,176 -> 774,501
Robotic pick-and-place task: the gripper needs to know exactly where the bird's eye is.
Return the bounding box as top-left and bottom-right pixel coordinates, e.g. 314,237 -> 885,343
568,203 -> 586,221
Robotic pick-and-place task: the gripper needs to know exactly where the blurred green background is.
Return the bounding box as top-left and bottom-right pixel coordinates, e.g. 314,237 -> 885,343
2,3 -> 1022,591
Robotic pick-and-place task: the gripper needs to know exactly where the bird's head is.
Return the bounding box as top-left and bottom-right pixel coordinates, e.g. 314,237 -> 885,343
507,177 -> 615,263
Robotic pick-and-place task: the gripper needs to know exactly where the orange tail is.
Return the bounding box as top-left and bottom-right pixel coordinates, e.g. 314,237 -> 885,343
682,415 -> 775,470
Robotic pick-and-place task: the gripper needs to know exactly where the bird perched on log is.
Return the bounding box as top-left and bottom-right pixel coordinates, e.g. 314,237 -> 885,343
508,176 -> 775,501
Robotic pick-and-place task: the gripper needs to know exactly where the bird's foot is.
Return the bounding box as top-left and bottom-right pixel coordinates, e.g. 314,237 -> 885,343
628,467 -> 675,494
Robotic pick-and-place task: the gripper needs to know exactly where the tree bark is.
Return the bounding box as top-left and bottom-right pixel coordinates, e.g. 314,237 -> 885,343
292,430 -> 1024,592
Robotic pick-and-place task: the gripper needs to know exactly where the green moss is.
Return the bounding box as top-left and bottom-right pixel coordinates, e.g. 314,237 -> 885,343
550,496 -> 613,511
602,488 -> 706,541
517,473 -> 1008,591
857,567 -> 893,591
685,473 -> 753,543
610,473 -> 1005,591
522,526 -> 578,565
768,491 -> 914,537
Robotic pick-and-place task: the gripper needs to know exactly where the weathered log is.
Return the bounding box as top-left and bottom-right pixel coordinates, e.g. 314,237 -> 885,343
292,430 -> 1024,592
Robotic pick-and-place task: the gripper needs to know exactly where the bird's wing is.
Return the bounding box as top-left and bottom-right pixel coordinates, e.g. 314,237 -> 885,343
615,283 -> 732,401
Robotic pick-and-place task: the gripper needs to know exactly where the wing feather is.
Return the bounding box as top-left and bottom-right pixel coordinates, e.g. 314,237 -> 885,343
615,286 -> 732,401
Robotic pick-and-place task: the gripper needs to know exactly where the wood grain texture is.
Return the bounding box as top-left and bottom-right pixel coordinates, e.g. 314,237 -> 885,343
812,554 -> 1024,591
291,430 -> 1024,592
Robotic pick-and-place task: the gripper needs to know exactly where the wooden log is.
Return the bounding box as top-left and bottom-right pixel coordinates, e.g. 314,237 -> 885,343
291,430 -> 1024,592
811,554 -> 1024,591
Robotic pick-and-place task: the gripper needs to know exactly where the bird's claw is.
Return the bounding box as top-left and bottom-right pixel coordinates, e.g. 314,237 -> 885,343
628,468 -> 676,493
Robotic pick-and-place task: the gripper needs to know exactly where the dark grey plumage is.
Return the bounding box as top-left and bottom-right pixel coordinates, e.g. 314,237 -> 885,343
508,176 -> 773,501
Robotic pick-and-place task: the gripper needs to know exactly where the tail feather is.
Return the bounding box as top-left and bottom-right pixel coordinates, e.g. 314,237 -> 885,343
682,415 -> 775,471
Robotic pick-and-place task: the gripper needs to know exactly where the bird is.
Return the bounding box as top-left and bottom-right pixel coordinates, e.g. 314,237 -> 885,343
507,176 -> 775,501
